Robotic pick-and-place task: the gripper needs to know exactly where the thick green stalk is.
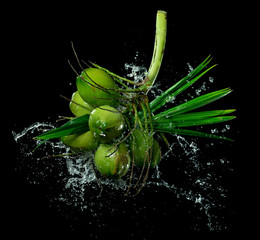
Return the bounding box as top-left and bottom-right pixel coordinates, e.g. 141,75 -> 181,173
140,10 -> 167,93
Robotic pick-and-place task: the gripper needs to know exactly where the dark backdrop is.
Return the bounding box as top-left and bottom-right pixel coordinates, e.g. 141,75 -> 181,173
6,5 -> 245,238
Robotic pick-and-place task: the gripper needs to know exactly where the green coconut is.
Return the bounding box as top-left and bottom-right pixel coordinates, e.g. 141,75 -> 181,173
89,105 -> 124,143
69,91 -> 94,117
129,129 -> 161,168
61,131 -> 98,152
94,143 -> 131,178
76,68 -> 119,107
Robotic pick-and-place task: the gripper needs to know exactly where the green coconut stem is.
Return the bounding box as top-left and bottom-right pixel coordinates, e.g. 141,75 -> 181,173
140,10 -> 167,93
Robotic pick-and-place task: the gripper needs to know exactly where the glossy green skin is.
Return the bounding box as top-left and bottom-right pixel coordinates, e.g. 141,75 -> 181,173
150,139 -> 161,168
76,68 -> 119,107
61,131 -> 98,152
94,143 -> 130,178
69,91 -> 94,117
89,105 -> 124,143
129,129 -> 161,168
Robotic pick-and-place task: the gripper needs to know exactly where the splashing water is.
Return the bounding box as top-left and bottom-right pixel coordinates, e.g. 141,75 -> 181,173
12,63 -> 235,234
124,63 -> 147,82
12,125 -> 233,232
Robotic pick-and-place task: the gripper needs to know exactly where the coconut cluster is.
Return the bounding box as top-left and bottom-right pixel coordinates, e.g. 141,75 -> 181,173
61,68 -> 161,179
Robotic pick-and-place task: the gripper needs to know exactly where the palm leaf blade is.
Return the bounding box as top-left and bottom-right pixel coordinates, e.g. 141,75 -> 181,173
150,55 -> 214,112
153,88 -> 232,120
154,127 -> 234,141
35,114 -> 90,140
154,115 -> 236,128
153,109 -> 236,122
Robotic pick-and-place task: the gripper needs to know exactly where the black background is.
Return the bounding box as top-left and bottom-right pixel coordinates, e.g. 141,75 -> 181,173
5,4 -> 247,238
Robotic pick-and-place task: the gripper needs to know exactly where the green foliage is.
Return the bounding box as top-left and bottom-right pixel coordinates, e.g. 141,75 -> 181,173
155,128 -> 234,141
153,110 -> 236,128
35,114 -> 90,140
147,60 -> 236,141
149,55 -> 216,113
153,88 -> 233,119
151,88 -> 235,141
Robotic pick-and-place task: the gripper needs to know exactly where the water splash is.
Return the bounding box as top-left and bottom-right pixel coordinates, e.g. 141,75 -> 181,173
12,63 -> 234,233
124,62 -> 147,83
187,62 -> 215,98
12,119 -> 233,232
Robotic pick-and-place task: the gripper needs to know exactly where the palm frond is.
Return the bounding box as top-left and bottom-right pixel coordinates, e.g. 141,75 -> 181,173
154,115 -> 236,128
35,114 -> 90,140
153,88 -> 232,120
154,127 -> 234,141
153,109 -> 236,128
151,88 -> 235,141
154,109 -> 235,122
150,55 -> 215,113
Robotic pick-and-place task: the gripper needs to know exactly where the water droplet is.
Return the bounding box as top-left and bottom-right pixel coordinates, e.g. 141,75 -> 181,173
187,62 -> 194,72
209,77 -> 214,83
195,194 -> 202,204
225,125 -> 230,130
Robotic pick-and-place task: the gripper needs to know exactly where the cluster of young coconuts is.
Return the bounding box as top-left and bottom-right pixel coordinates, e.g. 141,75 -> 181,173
61,67 -> 161,179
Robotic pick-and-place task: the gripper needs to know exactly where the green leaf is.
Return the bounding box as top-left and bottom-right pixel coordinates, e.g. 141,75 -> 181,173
153,109 -> 236,127
154,109 -> 236,122
33,139 -> 48,152
35,114 -> 90,140
154,127 -> 234,141
150,55 -> 214,112
153,88 -> 232,120
154,115 -> 236,128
